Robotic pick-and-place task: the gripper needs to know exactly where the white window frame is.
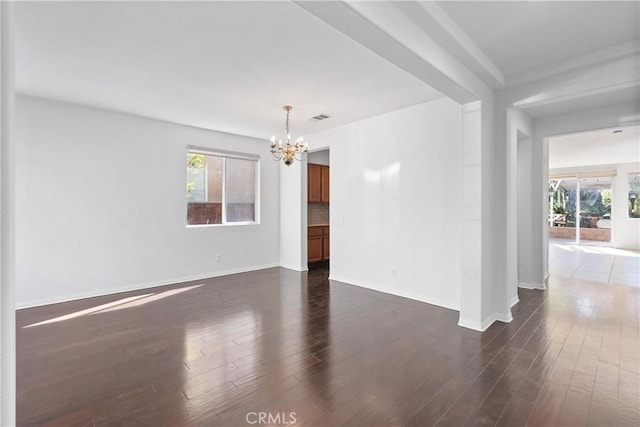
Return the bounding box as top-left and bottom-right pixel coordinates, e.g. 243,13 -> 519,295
186,146 -> 260,227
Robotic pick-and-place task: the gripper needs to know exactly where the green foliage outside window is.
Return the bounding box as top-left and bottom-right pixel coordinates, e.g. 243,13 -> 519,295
578,188 -> 610,214
553,201 -> 566,214
630,173 -> 640,219
187,153 -> 206,200
630,198 -> 640,218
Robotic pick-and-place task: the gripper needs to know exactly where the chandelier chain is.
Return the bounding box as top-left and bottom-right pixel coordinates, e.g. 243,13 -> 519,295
285,109 -> 290,141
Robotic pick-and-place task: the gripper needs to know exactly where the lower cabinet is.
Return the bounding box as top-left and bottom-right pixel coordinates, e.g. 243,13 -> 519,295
322,227 -> 330,260
308,226 -> 329,262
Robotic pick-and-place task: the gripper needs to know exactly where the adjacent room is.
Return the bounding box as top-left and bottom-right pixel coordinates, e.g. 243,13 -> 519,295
0,1 -> 638,425
547,126 -> 640,286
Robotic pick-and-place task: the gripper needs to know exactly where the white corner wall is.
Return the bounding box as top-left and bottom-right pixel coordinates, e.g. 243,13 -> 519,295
311,98 -> 463,311
15,95 -> 280,308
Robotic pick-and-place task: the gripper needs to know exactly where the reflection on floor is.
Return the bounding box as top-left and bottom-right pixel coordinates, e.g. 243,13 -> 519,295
16,258 -> 639,425
549,241 -> 640,288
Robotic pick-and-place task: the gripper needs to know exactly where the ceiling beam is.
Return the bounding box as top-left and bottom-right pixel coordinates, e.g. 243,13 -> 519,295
412,1 -> 505,88
294,0 -> 492,104
507,39 -> 640,87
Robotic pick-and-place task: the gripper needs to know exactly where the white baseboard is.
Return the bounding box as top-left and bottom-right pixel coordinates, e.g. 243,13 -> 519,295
457,317 -> 485,331
458,310 -> 513,332
16,263 -> 280,310
511,295 -> 520,307
279,263 -> 308,272
518,281 -> 546,290
495,311 -> 513,323
328,275 -> 460,312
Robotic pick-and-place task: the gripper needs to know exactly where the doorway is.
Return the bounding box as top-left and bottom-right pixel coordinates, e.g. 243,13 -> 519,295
307,149 -> 330,273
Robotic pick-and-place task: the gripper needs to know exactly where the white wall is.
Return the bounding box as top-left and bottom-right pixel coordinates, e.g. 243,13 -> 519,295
481,96 -> 513,328
459,102 -> 484,328
517,132 -> 538,288
1,2 -> 16,424
549,162 -> 640,250
308,149 -> 329,166
615,163 -> 640,250
310,98 -> 463,311
279,158 -> 307,271
504,108 -> 541,295
15,95 -> 281,307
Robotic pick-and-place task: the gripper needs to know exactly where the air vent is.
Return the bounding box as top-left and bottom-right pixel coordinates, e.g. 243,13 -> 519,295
309,114 -> 330,122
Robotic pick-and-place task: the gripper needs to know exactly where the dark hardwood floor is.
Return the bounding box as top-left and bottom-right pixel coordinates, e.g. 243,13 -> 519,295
16,265 -> 639,426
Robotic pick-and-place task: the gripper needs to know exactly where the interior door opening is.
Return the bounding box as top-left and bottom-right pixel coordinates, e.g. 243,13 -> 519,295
307,149 -> 330,273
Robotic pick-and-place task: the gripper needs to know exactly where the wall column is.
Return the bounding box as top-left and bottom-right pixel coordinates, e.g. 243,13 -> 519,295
458,102 -> 484,330
279,159 -> 308,271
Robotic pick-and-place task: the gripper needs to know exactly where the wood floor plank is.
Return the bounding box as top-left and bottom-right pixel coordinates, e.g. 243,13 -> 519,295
16,264 -> 640,426
557,388 -> 591,427
526,384 -> 569,426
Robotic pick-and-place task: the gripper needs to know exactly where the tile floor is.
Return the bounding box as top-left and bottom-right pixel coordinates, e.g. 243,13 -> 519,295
549,240 -> 640,288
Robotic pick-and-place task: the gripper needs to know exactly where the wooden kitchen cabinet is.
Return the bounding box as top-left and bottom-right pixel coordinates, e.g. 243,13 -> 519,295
308,164 -> 322,203
308,225 -> 329,262
308,164 -> 329,203
322,226 -> 330,260
320,166 -> 330,202
308,226 -> 323,263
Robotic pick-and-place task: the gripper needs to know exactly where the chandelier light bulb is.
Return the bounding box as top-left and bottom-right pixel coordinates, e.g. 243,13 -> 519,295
269,105 -> 309,166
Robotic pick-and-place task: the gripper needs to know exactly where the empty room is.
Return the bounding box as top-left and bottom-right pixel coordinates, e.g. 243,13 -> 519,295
0,1 -> 639,426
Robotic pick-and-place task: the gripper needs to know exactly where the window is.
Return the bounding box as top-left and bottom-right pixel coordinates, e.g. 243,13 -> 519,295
186,148 -> 258,225
629,173 -> 640,219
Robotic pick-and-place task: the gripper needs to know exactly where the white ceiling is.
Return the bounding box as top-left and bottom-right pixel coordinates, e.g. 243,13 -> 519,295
14,1 -> 640,139
549,126 -> 640,170
15,1 -> 442,140
436,1 -> 640,77
521,84 -> 640,119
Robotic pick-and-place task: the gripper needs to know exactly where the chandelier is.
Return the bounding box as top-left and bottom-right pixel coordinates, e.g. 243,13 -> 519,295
270,105 -> 308,166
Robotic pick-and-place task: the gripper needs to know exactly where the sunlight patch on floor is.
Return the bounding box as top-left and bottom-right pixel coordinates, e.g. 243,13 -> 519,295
549,242 -> 640,288
24,284 -> 204,328
552,242 -> 640,258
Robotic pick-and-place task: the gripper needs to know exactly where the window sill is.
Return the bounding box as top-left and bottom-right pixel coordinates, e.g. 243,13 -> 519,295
186,221 -> 259,228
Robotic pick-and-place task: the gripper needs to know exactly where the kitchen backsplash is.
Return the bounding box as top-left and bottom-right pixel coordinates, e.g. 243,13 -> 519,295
308,202 -> 329,225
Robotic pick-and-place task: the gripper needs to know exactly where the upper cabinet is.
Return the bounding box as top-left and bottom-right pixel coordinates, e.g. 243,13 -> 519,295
308,163 -> 329,203
320,166 -> 330,203
308,164 -> 322,202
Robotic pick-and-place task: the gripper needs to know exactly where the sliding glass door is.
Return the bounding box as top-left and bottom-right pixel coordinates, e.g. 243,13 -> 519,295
548,175 -> 613,245
578,177 -> 612,244
549,178 -> 577,242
